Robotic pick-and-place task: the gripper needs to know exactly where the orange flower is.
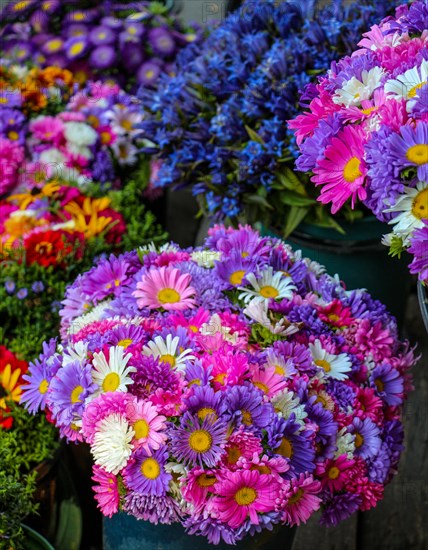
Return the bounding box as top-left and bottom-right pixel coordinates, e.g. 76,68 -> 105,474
64,197 -> 114,239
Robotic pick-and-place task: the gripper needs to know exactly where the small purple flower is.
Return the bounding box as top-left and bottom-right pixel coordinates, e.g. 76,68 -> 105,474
370,363 -> 404,406
408,220 -> 428,283
320,492 -> 362,527
41,36 -> 64,55
148,27 -> 176,57
123,492 -> 181,524
89,45 -> 116,70
89,26 -> 116,46
349,417 -> 381,460
123,446 -> 172,496
224,384 -> 274,431
16,288 -> 28,300
5,279 -> 15,294
183,384 -> 226,420
64,36 -> 89,60
137,61 -> 162,86
31,281 -> 45,293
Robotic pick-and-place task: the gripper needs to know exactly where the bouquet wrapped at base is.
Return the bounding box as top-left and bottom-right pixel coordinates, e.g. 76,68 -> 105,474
22,226 -> 417,545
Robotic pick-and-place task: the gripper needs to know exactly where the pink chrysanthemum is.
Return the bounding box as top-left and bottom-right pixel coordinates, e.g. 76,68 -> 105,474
182,466 -> 219,514
30,116 -> 65,144
316,299 -> 354,328
154,250 -> 191,267
312,125 -> 368,213
279,473 -> 322,526
353,319 -> 394,362
169,308 -> 211,334
207,345 -> 250,391
133,266 -> 196,311
82,391 -> 130,444
126,398 -> 167,453
221,427 -> 263,471
251,365 -> 288,398
316,455 -> 355,492
354,388 -> 384,423
213,470 -> 279,529
92,465 -> 120,518
236,452 -> 290,479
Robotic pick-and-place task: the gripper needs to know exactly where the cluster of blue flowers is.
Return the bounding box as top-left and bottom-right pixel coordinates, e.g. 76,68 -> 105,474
139,0 -> 400,222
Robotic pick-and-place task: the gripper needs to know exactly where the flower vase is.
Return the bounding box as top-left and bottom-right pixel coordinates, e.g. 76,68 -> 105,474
103,513 -> 296,550
417,281 -> 428,333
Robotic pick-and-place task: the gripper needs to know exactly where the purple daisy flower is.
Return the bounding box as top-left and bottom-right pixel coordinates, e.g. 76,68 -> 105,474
382,419 -> 404,470
5,279 -> 15,294
64,36 -> 89,60
137,61 -> 162,86
130,355 -> 182,398
90,45 -> 116,70
48,360 -> 97,425
184,359 -> 212,387
183,384 -> 227,421
214,255 -> 256,288
31,281 -> 45,293
101,16 -> 123,31
305,400 -> 338,448
386,121 -> 428,182
319,492 -> 362,527
148,27 -> 176,57
41,36 -> 64,55
80,254 -> 131,303
16,288 -> 28,300
89,25 -> 116,46
104,324 -> 147,350
224,384 -> 274,431
296,114 -> 342,172
370,363 -> 404,406
0,91 -> 22,109
408,220 -> 428,282
123,492 -> 182,524
184,515 -> 243,545
272,340 -> 315,375
123,446 -> 171,497
349,417 -> 381,460
412,86 -> 428,119
367,442 -> 391,484
59,277 -> 91,327
169,412 -> 227,468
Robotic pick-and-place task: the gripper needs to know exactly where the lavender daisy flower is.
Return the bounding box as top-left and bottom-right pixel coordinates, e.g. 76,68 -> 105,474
148,27 -> 176,57
130,355 -> 181,398
370,363 -> 404,406
349,417 -> 381,460
137,61 -> 162,86
183,385 -> 227,421
184,359 -> 212,387
90,45 -> 116,69
123,492 -> 182,524
89,25 -> 116,46
367,442 -> 391,484
5,279 -> 15,294
169,412 -> 227,468
184,515 -> 243,545
386,122 -> 428,182
123,446 -> 171,497
408,220 -> 428,283
16,288 -> 28,300
224,384 -> 274,431
64,36 -> 89,60
31,281 -> 45,293
305,400 -> 338,447
104,323 -> 147,350
80,254 -> 131,303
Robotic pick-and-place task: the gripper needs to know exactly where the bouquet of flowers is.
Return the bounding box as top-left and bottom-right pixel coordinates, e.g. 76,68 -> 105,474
138,0 -> 399,235
288,0 -> 428,284
0,0 -> 201,92
22,225 -> 417,544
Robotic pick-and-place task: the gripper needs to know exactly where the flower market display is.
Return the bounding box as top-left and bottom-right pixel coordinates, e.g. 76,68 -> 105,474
0,0 -> 202,92
138,0 -> 399,235
289,0 -> 428,285
22,225 -> 417,545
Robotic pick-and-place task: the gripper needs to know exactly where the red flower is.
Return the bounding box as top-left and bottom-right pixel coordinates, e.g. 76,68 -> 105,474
0,346 -> 28,429
99,208 -> 127,245
24,229 -> 85,267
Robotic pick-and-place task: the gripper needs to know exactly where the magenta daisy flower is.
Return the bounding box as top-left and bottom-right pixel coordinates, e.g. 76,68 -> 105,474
213,469 -> 280,529
123,446 -> 171,496
126,398 -> 167,453
312,125 -> 368,213
133,266 -> 196,311
279,473 -> 322,526
181,466 -> 219,513
251,366 -> 288,398
92,465 -> 120,518
316,455 -> 355,492
222,428 -> 263,471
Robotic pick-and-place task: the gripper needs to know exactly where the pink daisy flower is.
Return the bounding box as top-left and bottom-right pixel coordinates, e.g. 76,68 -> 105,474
81,391 -> 130,444
133,266 -> 196,311
279,473 -> 322,526
221,427 -> 263,471
353,319 -> 394,362
312,125 -> 368,213
316,455 -> 355,492
251,365 -> 288,398
126,398 -> 167,453
316,299 -> 354,328
236,452 -> 290,479
181,466 -> 219,513
92,464 -> 120,518
30,116 -> 65,145
169,308 -> 211,335
354,388 -> 384,423
207,346 -> 250,391
213,469 -> 279,529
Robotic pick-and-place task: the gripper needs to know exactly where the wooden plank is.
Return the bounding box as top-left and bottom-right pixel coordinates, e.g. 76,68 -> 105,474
292,512 -> 357,550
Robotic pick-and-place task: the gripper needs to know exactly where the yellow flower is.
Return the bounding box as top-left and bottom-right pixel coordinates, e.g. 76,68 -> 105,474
64,197 -> 113,240
3,211 -> 44,240
0,363 -> 23,410
9,182 -> 62,210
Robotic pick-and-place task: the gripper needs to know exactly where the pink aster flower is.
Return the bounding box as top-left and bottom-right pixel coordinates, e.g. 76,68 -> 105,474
312,125 -> 368,213
30,116 -> 65,145
316,455 -> 355,492
279,473 -> 322,526
353,319 -> 394,362
169,308 -> 211,335
126,398 -> 167,453
221,427 -> 263,471
182,466 -> 219,514
207,345 -> 250,391
0,138 -> 25,195
213,469 -> 279,529
81,391 -> 131,444
154,250 -> 192,267
236,452 -> 290,479
250,365 -> 288,398
354,387 -> 384,423
316,299 -> 354,328
92,464 -> 120,517
133,266 -> 196,311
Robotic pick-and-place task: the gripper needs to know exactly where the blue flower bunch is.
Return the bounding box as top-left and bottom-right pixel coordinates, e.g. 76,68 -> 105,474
139,0 -> 400,233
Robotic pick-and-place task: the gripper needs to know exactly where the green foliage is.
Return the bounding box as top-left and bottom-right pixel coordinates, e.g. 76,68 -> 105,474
389,235 -> 406,258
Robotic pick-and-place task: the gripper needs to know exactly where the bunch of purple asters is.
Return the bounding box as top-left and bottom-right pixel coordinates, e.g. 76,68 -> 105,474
138,0 -> 400,234
21,225 -> 417,545
289,0 -> 428,284
0,0 -> 201,92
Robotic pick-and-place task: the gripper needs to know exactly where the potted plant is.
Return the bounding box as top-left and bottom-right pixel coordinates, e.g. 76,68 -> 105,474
22,225 -> 417,548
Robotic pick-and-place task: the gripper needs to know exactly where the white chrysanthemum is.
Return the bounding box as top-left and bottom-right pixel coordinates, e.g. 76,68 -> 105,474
384,59 -> 428,111
64,121 -> 98,146
67,300 -> 112,335
67,142 -> 93,160
272,389 -> 308,427
191,250 -> 221,268
62,341 -> 89,366
92,413 -> 134,474
334,427 -> 356,459
303,257 -> 326,276
243,299 -> 300,337
142,334 -> 195,372
112,139 -> 139,165
309,339 -> 352,381
39,148 -> 66,174
333,66 -> 385,106
92,346 -> 135,394
385,181 -> 428,245
238,267 -> 296,304
199,313 -> 238,344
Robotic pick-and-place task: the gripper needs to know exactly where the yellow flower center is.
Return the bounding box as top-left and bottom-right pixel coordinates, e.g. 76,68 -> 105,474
70,42 -> 85,56
328,313 -> 340,323
328,466 -> 340,479
72,12 -> 85,21
0,98 -> 8,104
13,1 -> 31,10
253,381 -> 269,394
277,437 -> 293,458
87,115 -> 100,128
315,359 -> 331,373
259,285 -> 279,299
411,188 -> 428,220
227,445 -> 241,465
354,433 -> 364,448
343,157 -> 363,183
102,372 -> 120,392
46,39 -> 63,52
229,270 -> 246,285
189,325 -> 199,333
374,379 -> 384,393
71,423 -> 80,431
100,131 -> 112,145
197,473 -> 217,487
121,120 -> 133,131
189,429 -> 212,453
117,339 -> 133,348
251,464 -> 271,475
160,354 -> 176,367
315,394 -> 328,407
188,378 -> 201,387
242,251 -> 249,258
213,372 -> 226,385
134,419 -> 150,439
197,407 -> 217,421
406,144 -> 428,165
39,379 -> 49,395
141,457 -> 160,479
70,385 -> 83,404
145,70 -> 155,79
234,486 -> 257,506
8,131 -> 19,141
274,364 -> 285,376
157,288 -> 180,304
361,106 -> 376,115
408,81 -> 427,98
288,488 -> 304,505
241,410 -> 252,426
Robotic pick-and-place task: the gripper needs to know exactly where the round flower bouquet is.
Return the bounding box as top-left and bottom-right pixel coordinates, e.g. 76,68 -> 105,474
288,0 -> 428,285
22,225 -> 417,545
0,0 -> 201,92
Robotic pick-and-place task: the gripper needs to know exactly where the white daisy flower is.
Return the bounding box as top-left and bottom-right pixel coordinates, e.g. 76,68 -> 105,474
243,299 -> 301,337
107,106 -> 142,137
384,59 -> 428,111
67,142 -> 93,160
333,66 -> 385,106
91,413 -> 134,474
272,389 -> 308,427
64,121 -> 98,146
142,334 -> 195,372
334,427 -> 356,459
199,313 -> 238,344
309,339 -> 352,381
92,346 -> 136,393
111,139 -> 139,165
191,250 -> 221,268
62,341 -> 89,366
385,181 -> 428,244
67,300 -> 112,335
238,267 -> 296,304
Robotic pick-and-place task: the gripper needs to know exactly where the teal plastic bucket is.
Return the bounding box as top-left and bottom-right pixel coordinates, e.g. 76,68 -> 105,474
260,217 -> 412,327
103,513 -> 296,550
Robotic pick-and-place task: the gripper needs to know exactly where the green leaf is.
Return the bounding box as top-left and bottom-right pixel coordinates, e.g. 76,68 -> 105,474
279,191 -> 317,207
244,194 -> 274,210
244,125 -> 265,145
283,206 -> 310,238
